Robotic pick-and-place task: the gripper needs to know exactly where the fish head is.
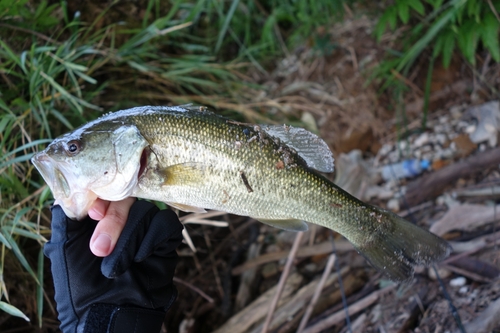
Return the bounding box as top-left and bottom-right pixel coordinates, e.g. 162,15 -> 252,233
32,125 -> 149,220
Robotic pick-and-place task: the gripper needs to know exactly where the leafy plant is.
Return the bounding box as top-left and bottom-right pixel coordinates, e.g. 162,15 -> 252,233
0,0 -> 59,31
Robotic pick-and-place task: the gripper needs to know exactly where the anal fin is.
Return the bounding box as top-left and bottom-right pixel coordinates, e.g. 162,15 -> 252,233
167,202 -> 207,213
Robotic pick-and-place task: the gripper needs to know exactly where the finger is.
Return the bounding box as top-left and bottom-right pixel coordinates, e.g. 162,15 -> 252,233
88,198 -> 110,220
90,197 -> 135,257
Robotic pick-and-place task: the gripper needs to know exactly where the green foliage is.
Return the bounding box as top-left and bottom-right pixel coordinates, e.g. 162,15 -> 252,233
0,0 -> 58,31
0,0 -> 29,18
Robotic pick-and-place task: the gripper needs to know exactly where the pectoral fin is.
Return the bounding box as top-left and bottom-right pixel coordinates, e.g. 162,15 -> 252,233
167,202 -> 207,213
254,218 -> 308,232
161,162 -> 207,186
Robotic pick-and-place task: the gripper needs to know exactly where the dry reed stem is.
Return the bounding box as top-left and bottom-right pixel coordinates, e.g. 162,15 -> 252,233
260,231 -> 304,333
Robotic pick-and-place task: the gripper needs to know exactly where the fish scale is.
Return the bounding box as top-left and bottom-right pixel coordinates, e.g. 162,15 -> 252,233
32,105 -> 451,282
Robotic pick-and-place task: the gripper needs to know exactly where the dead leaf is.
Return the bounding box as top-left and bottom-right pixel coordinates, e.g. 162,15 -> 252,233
452,133 -> 477,158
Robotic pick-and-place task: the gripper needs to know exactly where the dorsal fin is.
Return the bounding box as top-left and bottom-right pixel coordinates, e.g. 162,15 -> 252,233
262,125 -> 334,173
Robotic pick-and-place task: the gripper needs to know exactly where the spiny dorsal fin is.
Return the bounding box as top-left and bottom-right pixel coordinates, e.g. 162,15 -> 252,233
262,125 -> 334,173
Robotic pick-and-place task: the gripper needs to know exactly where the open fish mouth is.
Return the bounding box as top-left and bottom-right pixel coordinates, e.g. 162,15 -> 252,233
32,152 -> 71,199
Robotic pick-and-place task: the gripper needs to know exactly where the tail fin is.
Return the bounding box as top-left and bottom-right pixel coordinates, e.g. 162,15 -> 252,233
352,207 -> 451,283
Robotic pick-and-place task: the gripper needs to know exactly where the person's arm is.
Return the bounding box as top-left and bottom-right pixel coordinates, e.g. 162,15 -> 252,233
45,200 -> 183,333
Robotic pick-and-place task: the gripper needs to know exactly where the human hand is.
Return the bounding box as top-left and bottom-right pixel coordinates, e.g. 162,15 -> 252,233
45,201 -> 183,333
87,198 -> 135,256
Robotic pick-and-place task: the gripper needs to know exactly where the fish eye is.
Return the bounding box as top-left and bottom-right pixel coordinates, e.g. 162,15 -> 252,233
66,140 -> 81,155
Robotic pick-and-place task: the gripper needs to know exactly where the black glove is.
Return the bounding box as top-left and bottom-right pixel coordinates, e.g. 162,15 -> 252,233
44,200 -> 183,333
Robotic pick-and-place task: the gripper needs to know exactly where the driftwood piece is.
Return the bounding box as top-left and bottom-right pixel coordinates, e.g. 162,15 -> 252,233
404,147 -> 500,206
249,267 -> 350,333
302,285 -> 396,333
212,273 -> 304,333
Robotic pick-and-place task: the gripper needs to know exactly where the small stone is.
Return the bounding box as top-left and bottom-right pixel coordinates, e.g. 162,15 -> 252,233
428,267 -> 451,280
397,141 -> 407,151
435,134 -> 448,145
450,276 -> 466,287
465,125 -> 476,134
450,105 -> 463,119
387,198 -> 400,212
457,121 -> 469,130
439,115 -> 450,124
261,263 -> 279,278
459,286 -> 469,294
378,143 -> 393,157
414,132 -> 430,147
441,148 -> 455,159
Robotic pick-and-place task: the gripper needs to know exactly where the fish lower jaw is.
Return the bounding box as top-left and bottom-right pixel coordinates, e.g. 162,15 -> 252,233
59,191 -> 98,221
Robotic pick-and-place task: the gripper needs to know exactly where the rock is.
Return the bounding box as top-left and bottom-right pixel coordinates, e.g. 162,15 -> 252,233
449,276 -> 466,287
466,100 -> 500,146
428,267 -> 452,280
414,132 -> 430,147
387,198 -> 400,212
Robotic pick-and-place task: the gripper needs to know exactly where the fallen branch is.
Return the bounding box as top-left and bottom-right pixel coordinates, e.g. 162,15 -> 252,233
404,147 -> 500,206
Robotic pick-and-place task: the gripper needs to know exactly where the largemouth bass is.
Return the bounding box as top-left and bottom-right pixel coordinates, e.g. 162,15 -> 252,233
32,105 -> 450,282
